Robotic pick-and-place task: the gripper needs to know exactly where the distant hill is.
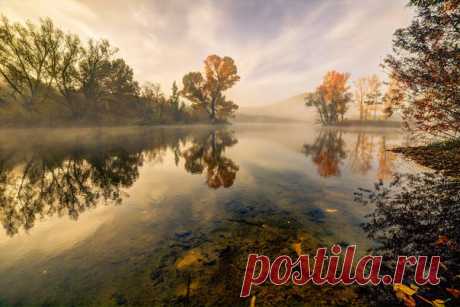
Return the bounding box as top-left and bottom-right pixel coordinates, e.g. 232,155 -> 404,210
236,93 -> 402,124
232,113 -> 306,123
236,93 -> 314,123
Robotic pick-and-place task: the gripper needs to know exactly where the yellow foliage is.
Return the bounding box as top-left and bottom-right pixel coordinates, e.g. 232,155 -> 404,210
292,242 -> 302,256
394,284 -> 416,296
175,249 -> 204,269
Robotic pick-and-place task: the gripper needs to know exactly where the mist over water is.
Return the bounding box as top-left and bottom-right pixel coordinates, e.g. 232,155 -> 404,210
0,124 -> 415,306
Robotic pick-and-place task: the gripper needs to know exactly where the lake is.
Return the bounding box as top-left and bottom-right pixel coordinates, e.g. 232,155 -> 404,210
0,124 -> 416,306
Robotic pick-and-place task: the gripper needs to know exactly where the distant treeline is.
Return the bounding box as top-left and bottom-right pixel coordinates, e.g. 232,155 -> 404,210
306,1 -> 460,140
0,16 -> 240,127
304,71 -> 400,126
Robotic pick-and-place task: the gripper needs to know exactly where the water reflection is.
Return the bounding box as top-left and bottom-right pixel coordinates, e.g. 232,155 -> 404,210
182,130 -> 239,189
303,129 -> 397,179
355,173 -> 460,306
0,125 -> 409,306
303,129 -> 347,177
0,128 -> 238,236
376,136 -> 396,180
0,146 -> 143,236
350,132 -> 373,175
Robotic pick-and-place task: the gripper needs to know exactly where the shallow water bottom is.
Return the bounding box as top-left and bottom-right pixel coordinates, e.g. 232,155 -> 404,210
0,124 -> 414,306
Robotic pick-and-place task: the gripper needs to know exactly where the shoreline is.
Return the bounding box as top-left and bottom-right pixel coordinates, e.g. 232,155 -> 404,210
332,119 -> 402,128
391,141 -> 460,178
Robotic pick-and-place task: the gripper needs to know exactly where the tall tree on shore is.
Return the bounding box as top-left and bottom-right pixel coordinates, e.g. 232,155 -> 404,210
168,81 -> 184,121
79,39 -> 118,105
364,75 -> 382,120
103,59 -> 139,99
0,16 -> 61,107
141,82 -> 166,122
382,77 -> 405,119
50,33 -> 83,117
0,16 -> 193,126
354,77 -> 369,121
181,55 -> 240,123
384,0 -> 460,138
305,71 -> 352,125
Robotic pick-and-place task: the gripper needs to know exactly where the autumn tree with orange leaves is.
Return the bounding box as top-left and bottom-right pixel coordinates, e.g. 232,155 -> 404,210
384,0 -> 460,138
181,55 -> 240,123
305,71 -> 352,125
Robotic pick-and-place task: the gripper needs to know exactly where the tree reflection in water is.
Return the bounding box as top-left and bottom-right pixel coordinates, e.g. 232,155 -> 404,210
0,128 -> 239,236
376,136 -> 396,181
182,130 -> 239,189
303,129 -> 347,177
304,129 -> 397,179
355,172 -> 460,306
350,132 -> 374,175
0,149 -> 143,236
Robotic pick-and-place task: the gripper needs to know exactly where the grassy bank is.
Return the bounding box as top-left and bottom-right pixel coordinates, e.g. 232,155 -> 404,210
391,138 -> 460,177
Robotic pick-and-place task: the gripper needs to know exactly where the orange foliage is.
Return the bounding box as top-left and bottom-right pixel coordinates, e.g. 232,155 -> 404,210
317,71 -> 351,105
305,70 -> 352,124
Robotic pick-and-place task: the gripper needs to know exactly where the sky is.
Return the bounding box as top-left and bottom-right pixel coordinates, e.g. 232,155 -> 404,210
0,0 -> 412,106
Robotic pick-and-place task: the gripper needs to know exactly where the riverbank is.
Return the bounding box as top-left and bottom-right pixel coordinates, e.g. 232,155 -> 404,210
0,119 -> 231,129
391,139 -> 460,177
334,119 -> 401,128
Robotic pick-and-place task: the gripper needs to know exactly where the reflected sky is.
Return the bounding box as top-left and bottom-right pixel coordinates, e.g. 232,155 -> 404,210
0,125 -> 416,306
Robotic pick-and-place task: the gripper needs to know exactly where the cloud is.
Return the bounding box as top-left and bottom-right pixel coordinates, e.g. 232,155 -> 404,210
0,0 -> 412,106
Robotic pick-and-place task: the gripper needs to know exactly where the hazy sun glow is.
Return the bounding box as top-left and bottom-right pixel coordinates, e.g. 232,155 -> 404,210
0,0 -> 412,106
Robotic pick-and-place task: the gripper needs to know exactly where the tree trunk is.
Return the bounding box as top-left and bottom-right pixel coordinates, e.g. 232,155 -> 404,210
210,97 -> 216,123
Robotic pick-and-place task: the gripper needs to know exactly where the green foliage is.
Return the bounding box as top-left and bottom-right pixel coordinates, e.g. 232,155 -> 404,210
0,16 -> 226,127
0,16 -> 61,107
138,82 -> 193,125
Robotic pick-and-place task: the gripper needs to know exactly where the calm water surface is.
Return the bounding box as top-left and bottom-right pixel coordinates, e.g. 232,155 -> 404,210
0,124 -> 416,306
